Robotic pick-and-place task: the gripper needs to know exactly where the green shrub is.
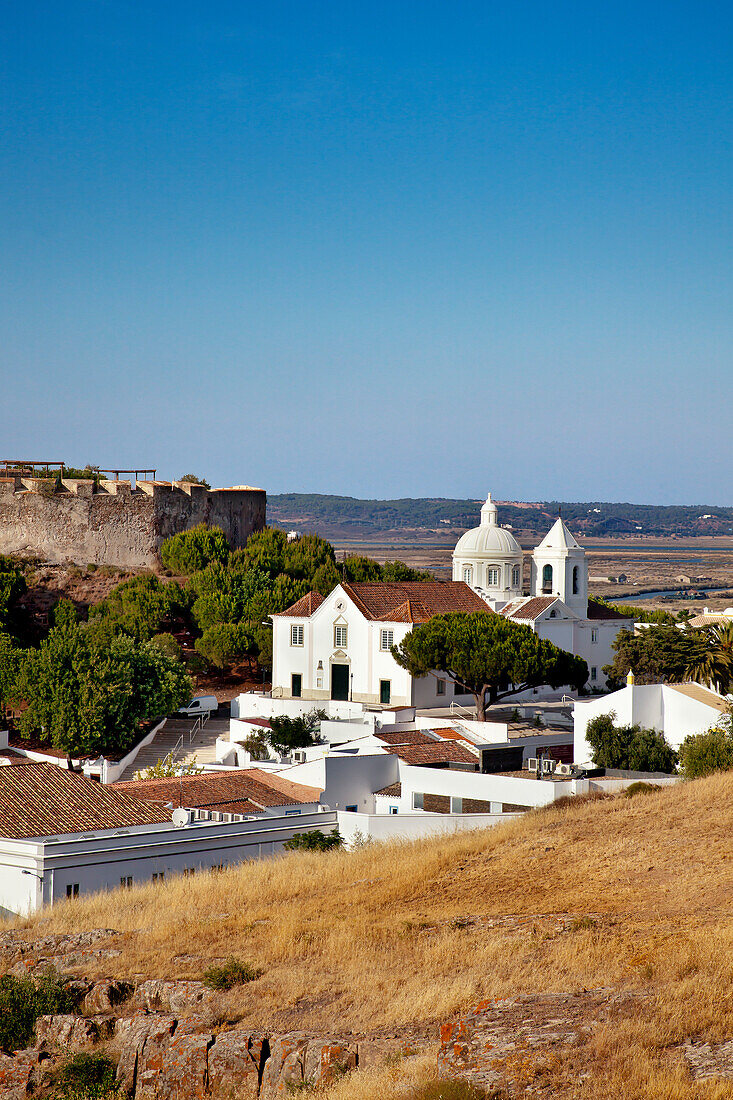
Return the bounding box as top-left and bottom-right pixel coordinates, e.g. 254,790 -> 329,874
623,781 -> 659,798
283,828 -> 343,852
0,969 -> 75,1053
50,1053 -> 120,1100
679,723 -> 733,779
160,524 -> 230,576
202,958 -> 263,991
585,712 -> 678,773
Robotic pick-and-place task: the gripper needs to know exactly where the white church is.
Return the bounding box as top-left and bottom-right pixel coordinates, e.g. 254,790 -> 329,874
453,493 -> 633,689
269,494 -> 633,706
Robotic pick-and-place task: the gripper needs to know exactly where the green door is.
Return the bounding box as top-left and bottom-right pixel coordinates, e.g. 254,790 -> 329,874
331,663 -> 350,701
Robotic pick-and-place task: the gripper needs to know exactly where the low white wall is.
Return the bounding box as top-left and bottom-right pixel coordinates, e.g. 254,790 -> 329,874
337,810 -> 521,846
232,693 -> 367,722
398,762 -> 573,810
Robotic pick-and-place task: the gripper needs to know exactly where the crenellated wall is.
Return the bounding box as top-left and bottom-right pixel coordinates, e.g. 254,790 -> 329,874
0,478 -> 266,567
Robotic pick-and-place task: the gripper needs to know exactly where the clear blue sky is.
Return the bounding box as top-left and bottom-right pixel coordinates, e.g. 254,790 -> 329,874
2,2 -> 731,504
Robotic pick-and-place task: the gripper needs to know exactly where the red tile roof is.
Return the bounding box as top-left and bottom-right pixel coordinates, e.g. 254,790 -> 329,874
375,782 -> 402,797
0,762 -> 171,839
274,591 -> 325,617
115,768 -> 321,811
385,742 -> 479,766
500,596 -> 559,621
237,717 -> 273,729
342,582 -> 492,623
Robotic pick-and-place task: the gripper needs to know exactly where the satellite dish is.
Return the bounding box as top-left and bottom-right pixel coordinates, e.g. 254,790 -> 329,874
171,808 -> 189,828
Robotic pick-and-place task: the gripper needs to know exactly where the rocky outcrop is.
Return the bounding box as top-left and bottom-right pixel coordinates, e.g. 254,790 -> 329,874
35,1015 -> 114,1051
438,989 -> 644,1095
131,980 -> 215,1015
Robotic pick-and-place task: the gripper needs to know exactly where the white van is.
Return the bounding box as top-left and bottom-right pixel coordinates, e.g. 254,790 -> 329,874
178,695 -> 218,718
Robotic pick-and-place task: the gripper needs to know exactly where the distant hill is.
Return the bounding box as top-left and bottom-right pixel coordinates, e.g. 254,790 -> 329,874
268,494 -> 733,539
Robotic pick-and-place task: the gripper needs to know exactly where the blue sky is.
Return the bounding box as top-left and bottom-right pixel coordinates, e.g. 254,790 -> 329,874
2,2 -> 731,504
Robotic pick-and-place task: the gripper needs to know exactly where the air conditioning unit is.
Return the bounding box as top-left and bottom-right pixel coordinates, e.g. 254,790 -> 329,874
542,759 -> 556,775
554,763 -> 572,776
294,750 -> 307,763
527,758 -> 538,772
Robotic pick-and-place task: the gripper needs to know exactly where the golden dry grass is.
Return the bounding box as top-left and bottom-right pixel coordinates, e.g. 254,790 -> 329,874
11,773 -> 733,1097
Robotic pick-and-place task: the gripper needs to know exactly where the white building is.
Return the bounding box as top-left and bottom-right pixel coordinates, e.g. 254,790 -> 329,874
0,762 -> 336,916
270,581 -> 490,707
574,678 -> 730,765
454,494 -> 633,689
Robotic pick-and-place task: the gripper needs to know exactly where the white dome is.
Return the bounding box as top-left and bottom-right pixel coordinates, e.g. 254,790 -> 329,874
453,493 -> 522,560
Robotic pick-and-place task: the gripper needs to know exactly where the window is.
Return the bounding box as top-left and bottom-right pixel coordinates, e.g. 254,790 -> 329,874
512,565 -> 521,587
285,809 -> 301,816
412,791 -> 424,810
120,876 -> 133,889
334,625 -> 348,648
66,883 -> 79,898
380,629 -> 394,650
591,628 -> 599,643
290,624 -> 304,646
542,564 -> 553,592
451,797 -> 463,814
486,567 -> 500,586
591,666 -> 597,681
291,673 -> 302,698
345,804 -> 358,812
380,679 -> 391,705
549,609 -> 558,618
389,806 -> 399,815
573,565 -> 580,595
152,872 -> 164,883
436,679 -> 446,696
462,566 -> 473,585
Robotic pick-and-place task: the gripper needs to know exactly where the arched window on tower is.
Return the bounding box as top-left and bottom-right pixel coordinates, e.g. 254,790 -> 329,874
462,566 -> 473,586
512,565 -> 521,587
486,567 -> 500,586
542,564 -> 553,593
572,565 -> 579,595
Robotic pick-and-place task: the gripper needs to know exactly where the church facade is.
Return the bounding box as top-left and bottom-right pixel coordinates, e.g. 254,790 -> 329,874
452,493 -> 633,689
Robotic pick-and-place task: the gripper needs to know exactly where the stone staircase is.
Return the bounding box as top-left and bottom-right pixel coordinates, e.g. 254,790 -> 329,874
116,711 -> 230,780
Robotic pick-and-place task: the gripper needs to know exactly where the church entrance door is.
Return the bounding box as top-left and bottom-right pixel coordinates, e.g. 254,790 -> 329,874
331,663 -> 350,701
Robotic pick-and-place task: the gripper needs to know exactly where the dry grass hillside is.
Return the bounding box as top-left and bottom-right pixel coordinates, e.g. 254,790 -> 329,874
12,775 -> 733,1098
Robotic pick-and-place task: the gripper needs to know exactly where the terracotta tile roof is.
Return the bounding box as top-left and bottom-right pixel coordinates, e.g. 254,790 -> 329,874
341,582 -> 492,623
237,717 -> 273,729
667,683 -> 729,713
115,768 -> 321,811
429,728 -> 476,745
0,762 -> 171,839
375,782 -> 402,797
686,612 -> 733,628
274,591 -> 325,617
386,742 -> 479,766
375,730 -> 436,746
501,596 -> 559,621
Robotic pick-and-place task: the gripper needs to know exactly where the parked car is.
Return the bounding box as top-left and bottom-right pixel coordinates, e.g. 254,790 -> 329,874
178,694 -> 218,718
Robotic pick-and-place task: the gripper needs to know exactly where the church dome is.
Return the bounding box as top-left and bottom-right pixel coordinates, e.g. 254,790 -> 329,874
453,493 -> 522,559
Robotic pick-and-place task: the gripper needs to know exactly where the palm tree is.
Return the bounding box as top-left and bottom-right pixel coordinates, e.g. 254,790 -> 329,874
685,622 -> 733,695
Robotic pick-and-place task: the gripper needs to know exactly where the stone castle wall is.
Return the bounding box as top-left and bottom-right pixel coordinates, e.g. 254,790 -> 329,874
0,478 -> 266,568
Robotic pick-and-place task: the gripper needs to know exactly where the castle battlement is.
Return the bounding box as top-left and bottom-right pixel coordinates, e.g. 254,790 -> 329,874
0,475 -> 266,567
